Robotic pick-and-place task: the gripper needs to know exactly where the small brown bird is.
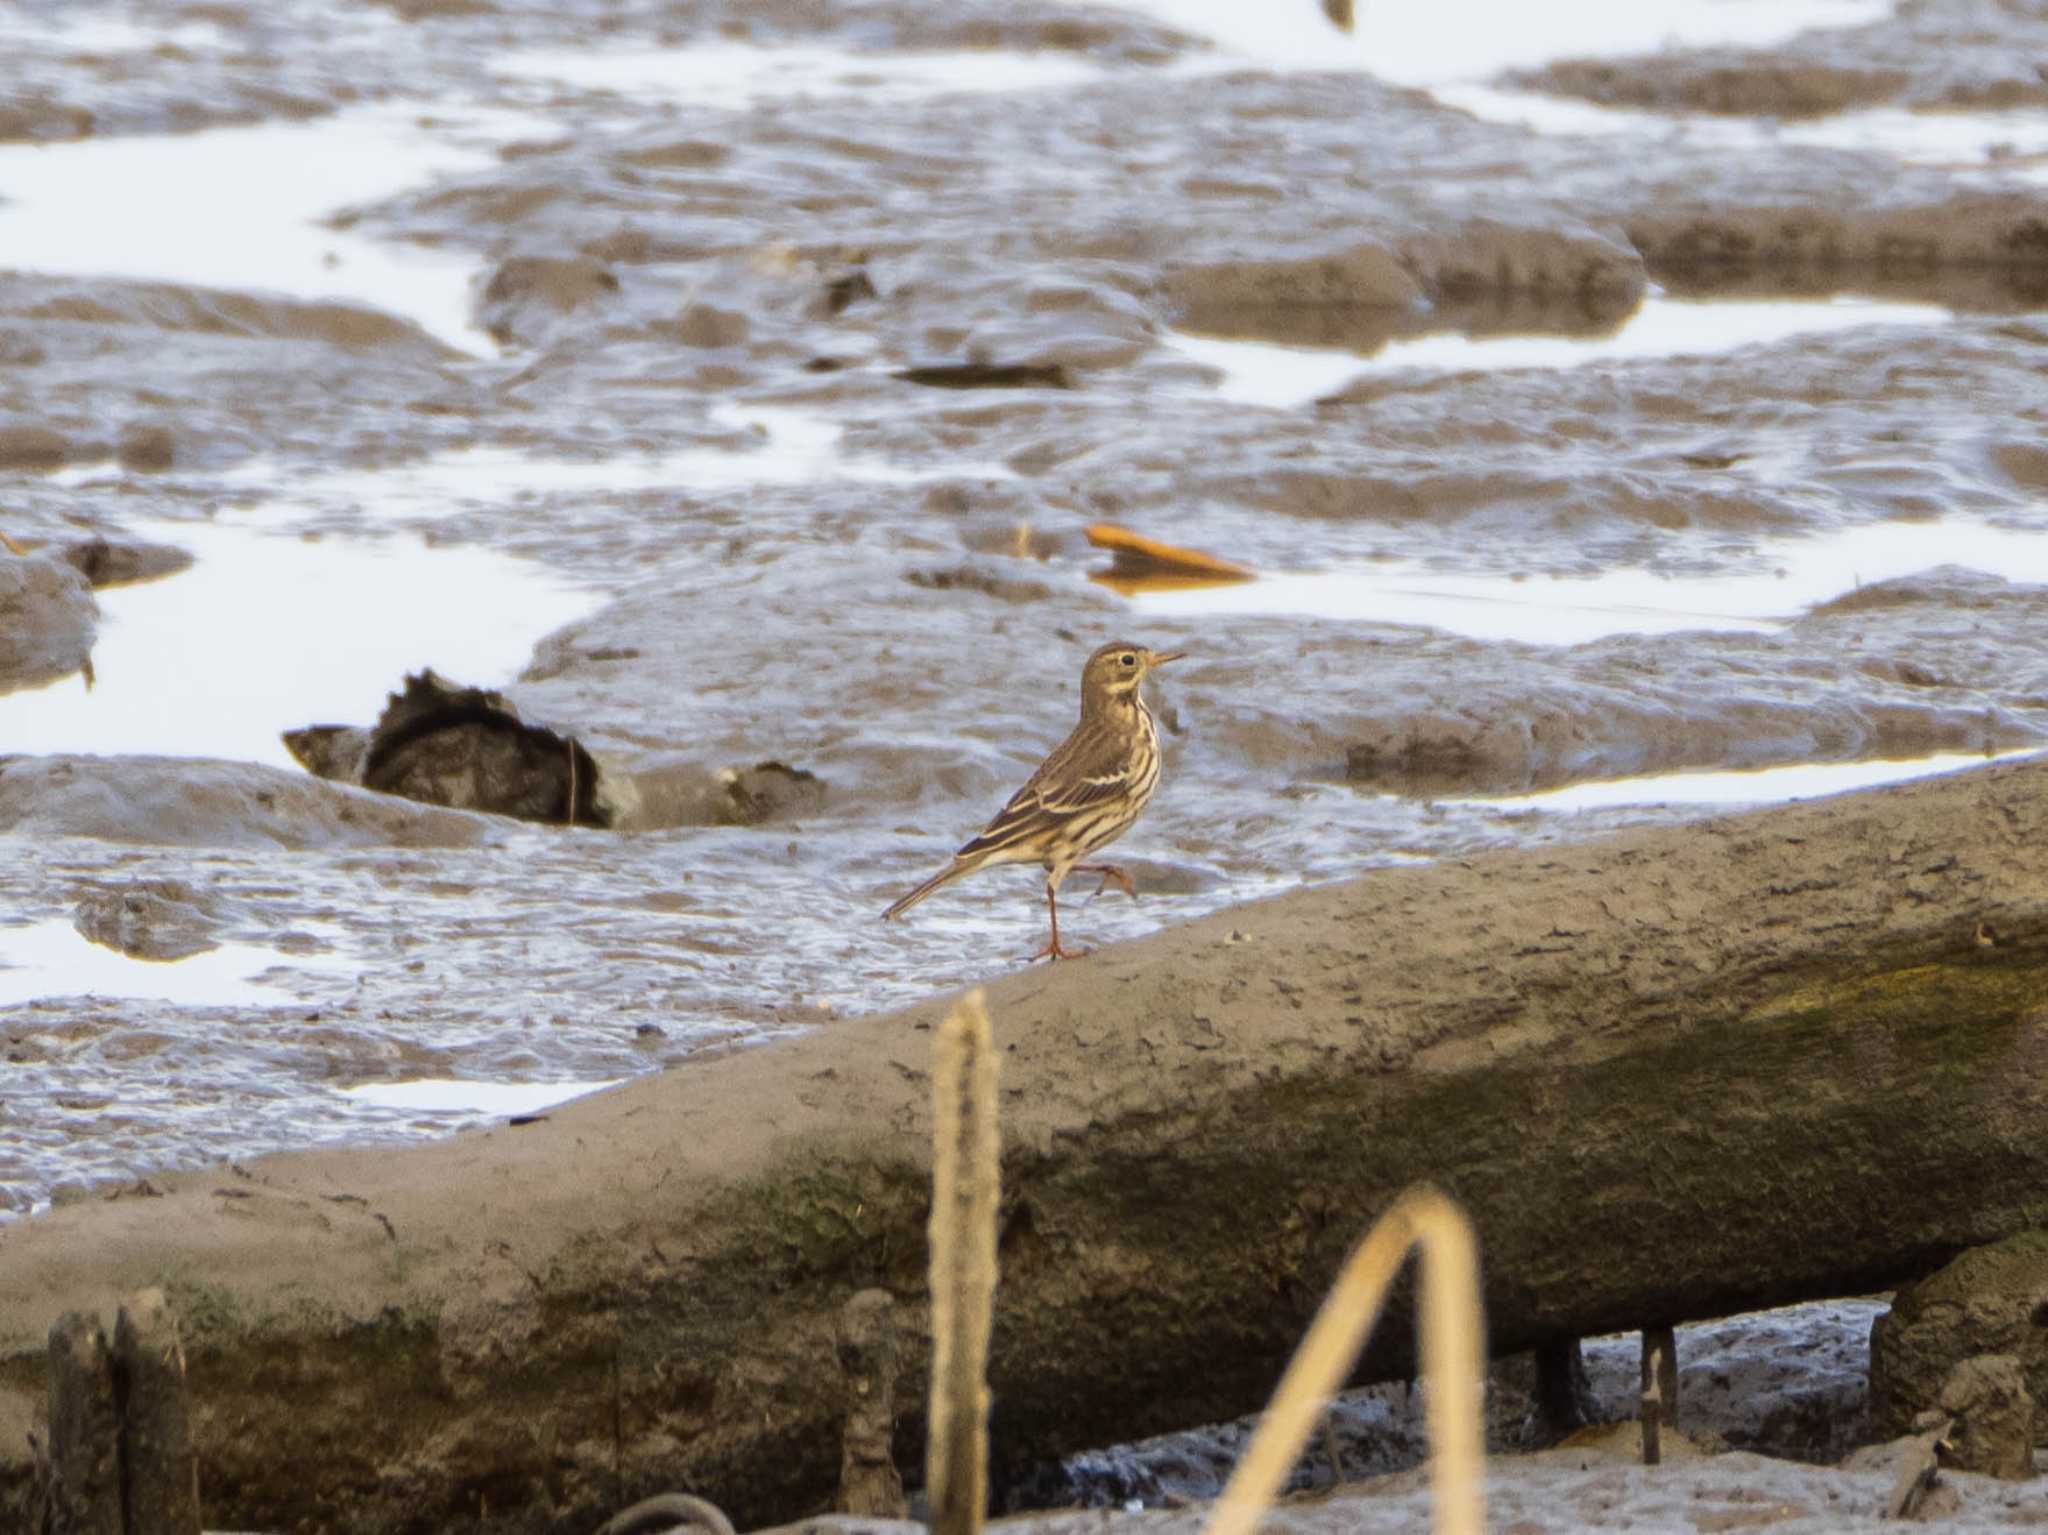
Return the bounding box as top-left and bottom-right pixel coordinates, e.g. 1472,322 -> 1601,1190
883,640 -> 1184,960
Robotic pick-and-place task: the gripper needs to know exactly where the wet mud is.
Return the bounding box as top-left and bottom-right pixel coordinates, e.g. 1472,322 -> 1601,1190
4,0 -> 2048,1228
1509,0 -> 2048,117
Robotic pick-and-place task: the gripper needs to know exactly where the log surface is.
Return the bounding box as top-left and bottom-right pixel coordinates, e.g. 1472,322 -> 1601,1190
4,759 -> 2048,1533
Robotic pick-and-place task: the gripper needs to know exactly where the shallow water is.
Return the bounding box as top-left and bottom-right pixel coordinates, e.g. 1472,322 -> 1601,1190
336,1076 -> 626,1118
0,919 -> 348,1009
5,516 -> 594,766
497,42 -> 1140,108
1444,85 -> 2048,181
1166,294 -> 1956,406
1099,0 -> 1888,81
1455,749 -> 2042,814
211,402 -> 1017,528
0,102 -> 547,353
1122,519 -> 2048,644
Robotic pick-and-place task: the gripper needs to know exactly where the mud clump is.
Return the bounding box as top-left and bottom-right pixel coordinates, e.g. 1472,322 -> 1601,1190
291,670 -> 613,828
1934,1355 -> 2038,1479
1507,58 -> 1910,118
478,255 -> 622,347
58,536 -> 193,589
1869,1230 -> 2048,1445
668,303 -> 752,349
73,880 -> 221,961
1629,194 -> 2048,286
115,424 -> 176,473
893,361 -> 1074,390
906,563 -> 1056,604
619,760 -> 826,829
0,423 -> 72,472
0,553 -> 97,694
1164,224 -> 1645,349
0,756 -> 492,850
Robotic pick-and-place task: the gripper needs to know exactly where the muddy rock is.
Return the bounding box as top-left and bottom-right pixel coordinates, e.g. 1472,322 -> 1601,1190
1397,220 -> 1645,304
1869,1231 -> 2048,1445
668,302 -> 752,349
114,424 -> 176,473
616,759 -> 825,830
281,724 -> 373,783
1328,569 -> 2048,795
57,537 -> 193,590
1937,1355 -> 2038,1480
477,254 -> 623,347
1164,244 -> 1426,333
893,361 -> 1075,390
0,756 -> 493,850
1507,58 -> 1910,118
72,881 -> 220,962
0,553 -> 97,694
906,563 -> 1056,604
1627,194 -> 2048,285
1503,0 -> 2048,115
295,670 -> 614,828
0,422 -> 71,471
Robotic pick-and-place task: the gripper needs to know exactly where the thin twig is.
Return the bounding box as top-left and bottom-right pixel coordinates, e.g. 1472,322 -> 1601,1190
927,989 -> 1000,1535
1203,1187 -> 1485,1535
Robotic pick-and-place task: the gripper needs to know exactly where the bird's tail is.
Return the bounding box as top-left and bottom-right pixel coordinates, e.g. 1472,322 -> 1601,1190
882,859 -> 971,921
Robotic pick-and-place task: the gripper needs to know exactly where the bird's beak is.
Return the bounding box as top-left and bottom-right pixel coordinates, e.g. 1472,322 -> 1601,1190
1146,649 -> 1186,667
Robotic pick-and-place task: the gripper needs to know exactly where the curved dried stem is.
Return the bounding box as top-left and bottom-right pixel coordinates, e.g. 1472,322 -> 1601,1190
1204,1186 -> 1486,1535
927,988 -> 1001,1535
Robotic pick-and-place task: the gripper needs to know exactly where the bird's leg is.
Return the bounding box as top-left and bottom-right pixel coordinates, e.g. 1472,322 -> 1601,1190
1073,862 -> 1138,902
1030,880 -> 1086,961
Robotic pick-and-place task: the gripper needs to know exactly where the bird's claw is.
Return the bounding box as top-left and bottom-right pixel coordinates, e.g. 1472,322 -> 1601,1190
1030,939 -> 1088,962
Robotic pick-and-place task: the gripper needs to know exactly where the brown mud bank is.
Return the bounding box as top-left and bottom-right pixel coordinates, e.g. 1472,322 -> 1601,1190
1507,0 -> 2048,117
5,756 -> 2047,1533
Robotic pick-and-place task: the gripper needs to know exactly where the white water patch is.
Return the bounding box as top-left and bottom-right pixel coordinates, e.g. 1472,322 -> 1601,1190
1087,0 -> 1887,82
1454,749 -> 2038,814
1166,294 -> 1952,407
5,12 -> 228,53
206,402 -> 1014,524
1121,519 -> 2048,645
0,102 -> 551,355
1443,86 -> 2048,180
0,920 -> 344,1009
338,1077 -> 624,1117
496,42 -> 1126,109
2,517 -> 593,768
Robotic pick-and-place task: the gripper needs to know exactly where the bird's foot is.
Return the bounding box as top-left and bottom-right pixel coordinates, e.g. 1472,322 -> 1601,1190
1029,937 -> 1089,962
1076,863 -> 1138,903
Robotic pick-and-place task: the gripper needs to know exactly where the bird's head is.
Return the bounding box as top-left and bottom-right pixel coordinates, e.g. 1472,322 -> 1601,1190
1081,641 -> 1185,709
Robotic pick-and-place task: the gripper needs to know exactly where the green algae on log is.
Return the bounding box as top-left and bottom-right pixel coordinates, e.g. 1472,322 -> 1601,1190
4,758 -> 2048,1533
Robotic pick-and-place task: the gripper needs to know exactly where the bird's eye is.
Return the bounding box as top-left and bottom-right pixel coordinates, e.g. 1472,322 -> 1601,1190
1120,652 -> 1137,667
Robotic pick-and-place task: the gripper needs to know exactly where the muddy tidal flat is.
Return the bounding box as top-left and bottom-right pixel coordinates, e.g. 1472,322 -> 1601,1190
4,0 -> 2048,1217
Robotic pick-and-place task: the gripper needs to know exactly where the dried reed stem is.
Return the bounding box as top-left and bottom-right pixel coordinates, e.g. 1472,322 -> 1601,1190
1203,1186 -> 1486,1535
926,988 -> 1001,1535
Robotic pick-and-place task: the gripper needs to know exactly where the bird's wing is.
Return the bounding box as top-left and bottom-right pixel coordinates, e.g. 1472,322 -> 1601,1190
954,724 -> 1134,861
